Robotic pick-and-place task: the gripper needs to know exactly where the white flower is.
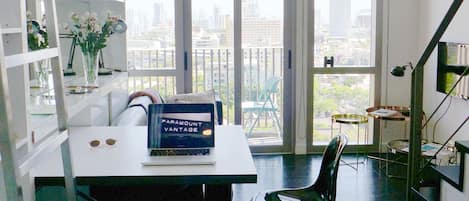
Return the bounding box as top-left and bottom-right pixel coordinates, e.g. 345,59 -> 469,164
93,24 -> 101,33
70,12 -> 79,21
106,10 -> 112,18
63,23 -> 69,31
37,34 -> 44,43
26,10 -> 32,20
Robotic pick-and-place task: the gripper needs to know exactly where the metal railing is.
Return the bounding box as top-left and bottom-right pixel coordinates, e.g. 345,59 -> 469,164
127,48 -> 283,135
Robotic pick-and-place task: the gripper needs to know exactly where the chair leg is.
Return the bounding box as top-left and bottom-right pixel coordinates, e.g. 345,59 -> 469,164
268,98 -> 282,138
244,111 -> 256,137
248,111 -> 262,137
271,110 -> 282,138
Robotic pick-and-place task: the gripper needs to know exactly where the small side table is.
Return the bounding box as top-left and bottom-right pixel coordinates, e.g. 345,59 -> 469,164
331,114 -> 369,170
366,106 -> 410,151
366,106 -> 410,177
386,139 -> 456,178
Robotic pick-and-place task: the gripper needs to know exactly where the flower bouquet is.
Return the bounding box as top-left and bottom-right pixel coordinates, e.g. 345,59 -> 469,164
27,12 -> 49,88
65,12 -> 121,86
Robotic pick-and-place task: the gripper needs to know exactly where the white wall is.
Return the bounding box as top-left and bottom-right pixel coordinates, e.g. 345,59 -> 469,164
56,0 -> 127,74
417,0 -> 469,144
380,0 -> 420,144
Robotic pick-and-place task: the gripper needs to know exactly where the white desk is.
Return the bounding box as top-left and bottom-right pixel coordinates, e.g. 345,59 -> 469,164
31,125 -> 257,200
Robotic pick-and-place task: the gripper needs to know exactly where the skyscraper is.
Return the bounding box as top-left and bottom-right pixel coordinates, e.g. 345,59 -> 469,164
329,0 -> 351,38
152,2 -> 163,26
211,5 -> 225,30
242,0 -> 259,18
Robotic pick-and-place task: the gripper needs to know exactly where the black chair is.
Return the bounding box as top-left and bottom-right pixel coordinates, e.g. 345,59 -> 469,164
251,135 -> 348,201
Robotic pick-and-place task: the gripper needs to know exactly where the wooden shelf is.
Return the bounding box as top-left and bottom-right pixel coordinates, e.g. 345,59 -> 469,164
4,48 -> 59,68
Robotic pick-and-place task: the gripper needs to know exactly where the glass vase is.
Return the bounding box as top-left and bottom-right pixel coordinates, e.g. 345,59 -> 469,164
36,59 -> 49,88
81,49 -> 99,87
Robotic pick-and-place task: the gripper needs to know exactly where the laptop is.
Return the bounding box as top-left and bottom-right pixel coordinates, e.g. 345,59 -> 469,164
142,103 -> 216,166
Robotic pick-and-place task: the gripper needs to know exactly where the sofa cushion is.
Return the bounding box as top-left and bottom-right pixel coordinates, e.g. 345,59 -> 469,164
165,90 -> 219,123
111,96 -> 152,126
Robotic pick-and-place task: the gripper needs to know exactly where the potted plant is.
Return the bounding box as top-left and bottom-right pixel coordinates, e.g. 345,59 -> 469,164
27,12 -> 49,88
65,12 -> 121,86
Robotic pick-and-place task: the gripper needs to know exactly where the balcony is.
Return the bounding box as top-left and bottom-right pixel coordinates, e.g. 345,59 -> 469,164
127,47 -> 284,145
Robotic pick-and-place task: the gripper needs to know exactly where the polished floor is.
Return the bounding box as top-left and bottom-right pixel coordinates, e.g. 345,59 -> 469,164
233,154 -> 407,201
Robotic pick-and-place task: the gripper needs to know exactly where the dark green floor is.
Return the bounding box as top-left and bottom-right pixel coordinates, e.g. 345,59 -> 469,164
36,154 -> 407,201
233,154 -> 407,201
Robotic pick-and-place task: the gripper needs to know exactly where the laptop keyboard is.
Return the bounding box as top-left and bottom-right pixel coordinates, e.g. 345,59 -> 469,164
150,149 -> 210,156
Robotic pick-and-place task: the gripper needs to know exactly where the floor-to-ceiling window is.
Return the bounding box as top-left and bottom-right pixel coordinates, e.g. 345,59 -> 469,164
191,0 -> 234,123
126,0 -> 177,97
126,0 -> 294,153
308,0 -> 381,152
241,0 -> 292,152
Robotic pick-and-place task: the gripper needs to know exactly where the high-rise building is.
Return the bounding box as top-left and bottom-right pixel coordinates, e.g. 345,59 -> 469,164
222,15 -> 233,47
242,0 -> 259,18
242,18 -> 282,47
355,9 -> 372,29
211,5 -> 225,30
329,0 -> 351,38
152,2 -> 163,26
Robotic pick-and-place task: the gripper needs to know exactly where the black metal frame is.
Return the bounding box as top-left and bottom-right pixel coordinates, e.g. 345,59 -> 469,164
406,0 -> 464,200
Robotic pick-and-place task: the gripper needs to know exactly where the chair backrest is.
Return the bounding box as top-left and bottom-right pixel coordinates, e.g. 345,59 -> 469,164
259,77 -> 281,101
311,135 -> 348,201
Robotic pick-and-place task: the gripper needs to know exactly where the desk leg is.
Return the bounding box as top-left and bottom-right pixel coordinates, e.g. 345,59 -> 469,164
205,184 -> 232,201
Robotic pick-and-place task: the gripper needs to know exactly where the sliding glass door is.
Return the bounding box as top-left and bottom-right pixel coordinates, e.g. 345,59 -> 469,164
191,0 -> 235,124
308,0 -> 381,152
127,0 -> 294,152
241,0 -> 290,150
126,0 -> 177,97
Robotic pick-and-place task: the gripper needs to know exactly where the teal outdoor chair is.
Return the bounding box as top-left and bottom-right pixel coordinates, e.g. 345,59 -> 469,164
242,77 -> 282,137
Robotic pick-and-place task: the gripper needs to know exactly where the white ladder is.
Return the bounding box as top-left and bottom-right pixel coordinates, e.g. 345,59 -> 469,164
0,0 -> 77,200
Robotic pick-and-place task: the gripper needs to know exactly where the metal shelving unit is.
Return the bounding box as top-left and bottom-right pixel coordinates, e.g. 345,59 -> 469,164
0,0 -> 77,200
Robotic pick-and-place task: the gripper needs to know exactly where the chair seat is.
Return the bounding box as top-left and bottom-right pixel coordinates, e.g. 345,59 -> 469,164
242,101 -> 278,112
250,135 -> 348,201
251,187 -> 326,201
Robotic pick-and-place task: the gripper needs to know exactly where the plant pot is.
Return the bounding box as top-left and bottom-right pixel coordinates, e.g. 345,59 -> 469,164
81,49 -> 99,87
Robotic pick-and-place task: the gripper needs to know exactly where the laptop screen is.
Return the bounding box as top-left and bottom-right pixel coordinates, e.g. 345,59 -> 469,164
148,104 -> 215,149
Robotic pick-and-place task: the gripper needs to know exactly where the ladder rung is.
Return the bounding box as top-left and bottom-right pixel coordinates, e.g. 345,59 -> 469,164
30,114 -> 60,143
17,130 -> 68,177
4,48 -> 59,68
1,27 -> 22,35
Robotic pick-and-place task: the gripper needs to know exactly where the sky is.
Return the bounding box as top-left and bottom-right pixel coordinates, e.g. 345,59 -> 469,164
127,0 -> 284,20
126,0 -> 372,23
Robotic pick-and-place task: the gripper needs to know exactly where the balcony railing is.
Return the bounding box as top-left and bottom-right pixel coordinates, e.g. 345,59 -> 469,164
127,47 -> 284,144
